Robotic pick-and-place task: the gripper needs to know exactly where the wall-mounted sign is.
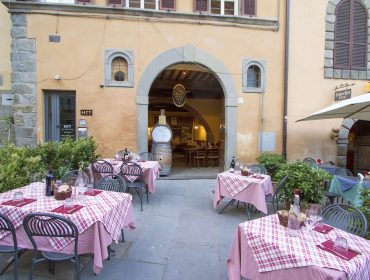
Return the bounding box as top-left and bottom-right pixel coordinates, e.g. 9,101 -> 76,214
335,89 -> 351,101
81,110 -> 93,116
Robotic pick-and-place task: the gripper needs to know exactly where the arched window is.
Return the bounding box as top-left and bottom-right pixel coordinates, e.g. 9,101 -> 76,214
242,59 -> 266,93
247,65 -> 261,88
334,0 -> 367,70
111,57 -> 128,82
105,49 -> 134,87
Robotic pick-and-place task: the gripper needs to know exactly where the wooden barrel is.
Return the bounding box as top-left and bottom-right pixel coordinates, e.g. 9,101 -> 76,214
152,143 -> 172,176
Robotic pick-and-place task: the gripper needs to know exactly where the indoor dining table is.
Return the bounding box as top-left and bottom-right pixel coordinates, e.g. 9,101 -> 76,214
0,182 -> 135,275
213,171 -> 273,214
228,214 -> 370,280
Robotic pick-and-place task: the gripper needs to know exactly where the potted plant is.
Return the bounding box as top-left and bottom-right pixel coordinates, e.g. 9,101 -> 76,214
256,152 -> 286,182
274,160 -> 332,210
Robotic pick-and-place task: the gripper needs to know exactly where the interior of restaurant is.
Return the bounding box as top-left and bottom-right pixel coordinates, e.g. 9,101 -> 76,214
347,120 -> 370,174
147,63 -> 225,173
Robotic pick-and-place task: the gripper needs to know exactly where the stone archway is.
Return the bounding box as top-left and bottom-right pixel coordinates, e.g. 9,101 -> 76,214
336,118 -> 356,167
136,44 -> 238,168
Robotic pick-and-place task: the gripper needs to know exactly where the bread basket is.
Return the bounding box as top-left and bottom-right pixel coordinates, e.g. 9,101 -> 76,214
241,169 -> 249,176
277,210 -> 305,228
54,184 -> 72,200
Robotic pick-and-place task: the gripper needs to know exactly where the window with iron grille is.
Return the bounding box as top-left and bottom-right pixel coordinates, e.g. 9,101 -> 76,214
334,0 -> 367,70
105,49 -> 134,88
194,0 -> 208,12
160,0 -> 175,10
241,0 -> 256,16
107,0 -> 123,6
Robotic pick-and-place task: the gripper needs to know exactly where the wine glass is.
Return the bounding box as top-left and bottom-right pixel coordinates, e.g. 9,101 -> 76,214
304,208 -> 317,232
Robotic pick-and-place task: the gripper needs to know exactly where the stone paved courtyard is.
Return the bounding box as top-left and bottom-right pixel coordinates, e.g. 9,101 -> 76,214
0,179 -> 268,280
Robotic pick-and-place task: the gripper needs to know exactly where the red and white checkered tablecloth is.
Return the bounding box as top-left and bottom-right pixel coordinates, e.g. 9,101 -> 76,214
241,214 -> 370,280
109,160 -> 160,182
0,182 -> 133,251
217,171 -> 252,196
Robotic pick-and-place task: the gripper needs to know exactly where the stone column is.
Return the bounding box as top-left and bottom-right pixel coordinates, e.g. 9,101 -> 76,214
11,13 -> 37,147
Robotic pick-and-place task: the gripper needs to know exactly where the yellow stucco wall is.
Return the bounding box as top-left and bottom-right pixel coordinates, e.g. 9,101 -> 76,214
25,0 -> 284,159
287,0 -> 368,163
0,4 -> 11,90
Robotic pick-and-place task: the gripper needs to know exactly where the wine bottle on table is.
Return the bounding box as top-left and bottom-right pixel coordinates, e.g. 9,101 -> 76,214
45,166 -> 54,196
230,156 -> 235,173
288,194 -> 301,237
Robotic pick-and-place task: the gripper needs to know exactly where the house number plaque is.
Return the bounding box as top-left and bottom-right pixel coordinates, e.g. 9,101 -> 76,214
81,110 -> 93,116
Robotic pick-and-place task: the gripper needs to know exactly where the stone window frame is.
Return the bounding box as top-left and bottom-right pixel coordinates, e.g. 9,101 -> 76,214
324,0 -> 370,80
242,58 -> 266,93
104,49 -> 134,88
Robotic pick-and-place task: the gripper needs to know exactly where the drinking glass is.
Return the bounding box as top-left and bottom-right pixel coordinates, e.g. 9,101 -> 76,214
333,236 -> 348,253
13,191 -> 23,202
86,183 -> 94,194
304,208 -> 316,232
64,198 -> 74,210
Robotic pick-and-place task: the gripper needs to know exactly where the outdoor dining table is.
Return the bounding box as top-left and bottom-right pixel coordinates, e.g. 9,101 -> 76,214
213,171 -> 273,214
0,182 -> 135,275
318,163 -> 337,175
227,214 -> 370,280
329,175 -> 370,206
105,159 -> 161,193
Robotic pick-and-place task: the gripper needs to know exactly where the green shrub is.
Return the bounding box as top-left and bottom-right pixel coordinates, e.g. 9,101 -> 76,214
274,160 -> 332,208
0,137 -> 99,193
359,188 -> 370,239
256,152 -> 286,181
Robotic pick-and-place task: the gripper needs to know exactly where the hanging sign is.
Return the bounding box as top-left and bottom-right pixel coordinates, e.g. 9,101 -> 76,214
334,89 -> 351,101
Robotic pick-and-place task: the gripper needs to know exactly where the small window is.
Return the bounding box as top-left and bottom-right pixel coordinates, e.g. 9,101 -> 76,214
242,58 -> 266,93
224,1 -> 235,15
105,49 -> 134,88
144,0 -> 156,9
129,0 -> 140,8
211,0 -> 221,14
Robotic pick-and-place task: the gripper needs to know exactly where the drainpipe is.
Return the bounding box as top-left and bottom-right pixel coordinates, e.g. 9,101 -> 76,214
282,0 -> 290,160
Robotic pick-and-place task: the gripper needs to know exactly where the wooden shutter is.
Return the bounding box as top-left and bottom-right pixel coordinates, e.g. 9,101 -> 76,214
194,0 -> 208,12
160,0 -> 176,10
351,0 -> 367,69
242,0 -> 256,16
75,0 -> 91,4
334,0 -> 351,68
107,0 -> 123,6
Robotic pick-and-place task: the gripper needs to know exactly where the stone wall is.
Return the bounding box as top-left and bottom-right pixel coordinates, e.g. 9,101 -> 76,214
11,13 -> 37,147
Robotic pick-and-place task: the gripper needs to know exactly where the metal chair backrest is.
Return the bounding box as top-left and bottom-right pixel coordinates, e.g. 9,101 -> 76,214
91,160 -> 113,185
334,167 -> 353,176
23,213 -> 79,252
95,174 -> 126,192
61,170 -> 89,187
0,213 -> 17,249
249,165 -> 268,175
120,162 -> 143,177
303,157 -> 317,167
138,152 -> 153,161
322,203 -> 368,237
273,175 -> 289,201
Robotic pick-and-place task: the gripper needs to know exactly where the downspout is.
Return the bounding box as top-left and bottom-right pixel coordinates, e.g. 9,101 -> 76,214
282,0 -> 290,159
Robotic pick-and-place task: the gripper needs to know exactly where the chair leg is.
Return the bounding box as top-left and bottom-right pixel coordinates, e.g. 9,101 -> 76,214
121,229 -> 125,242
139,187 -> 143,211
146,187 -> 149,203
74,256 -> 80,280
14,249 -> 18,280
29,253 -> 37,280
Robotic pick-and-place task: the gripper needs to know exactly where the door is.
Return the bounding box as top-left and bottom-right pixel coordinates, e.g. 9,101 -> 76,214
44,92 -> 76,142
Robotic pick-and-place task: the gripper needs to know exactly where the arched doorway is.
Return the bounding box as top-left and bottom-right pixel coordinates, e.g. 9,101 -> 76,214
136,44 -> 237,169
337,119 -> 370,174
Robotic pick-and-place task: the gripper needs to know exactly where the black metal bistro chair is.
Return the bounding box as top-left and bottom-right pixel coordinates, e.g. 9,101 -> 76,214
138,152 -> 153,161
95,174 -> 126,193
303,157 -> 318,168
96,174 -> 127,243
23,213 -> 81,280
61,170 -> 89,187
120,162 -> 147,211
0,213 -> 23,280
91,160 -> 114,186
265,175 -> 289,213
322,203 -> 368,238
